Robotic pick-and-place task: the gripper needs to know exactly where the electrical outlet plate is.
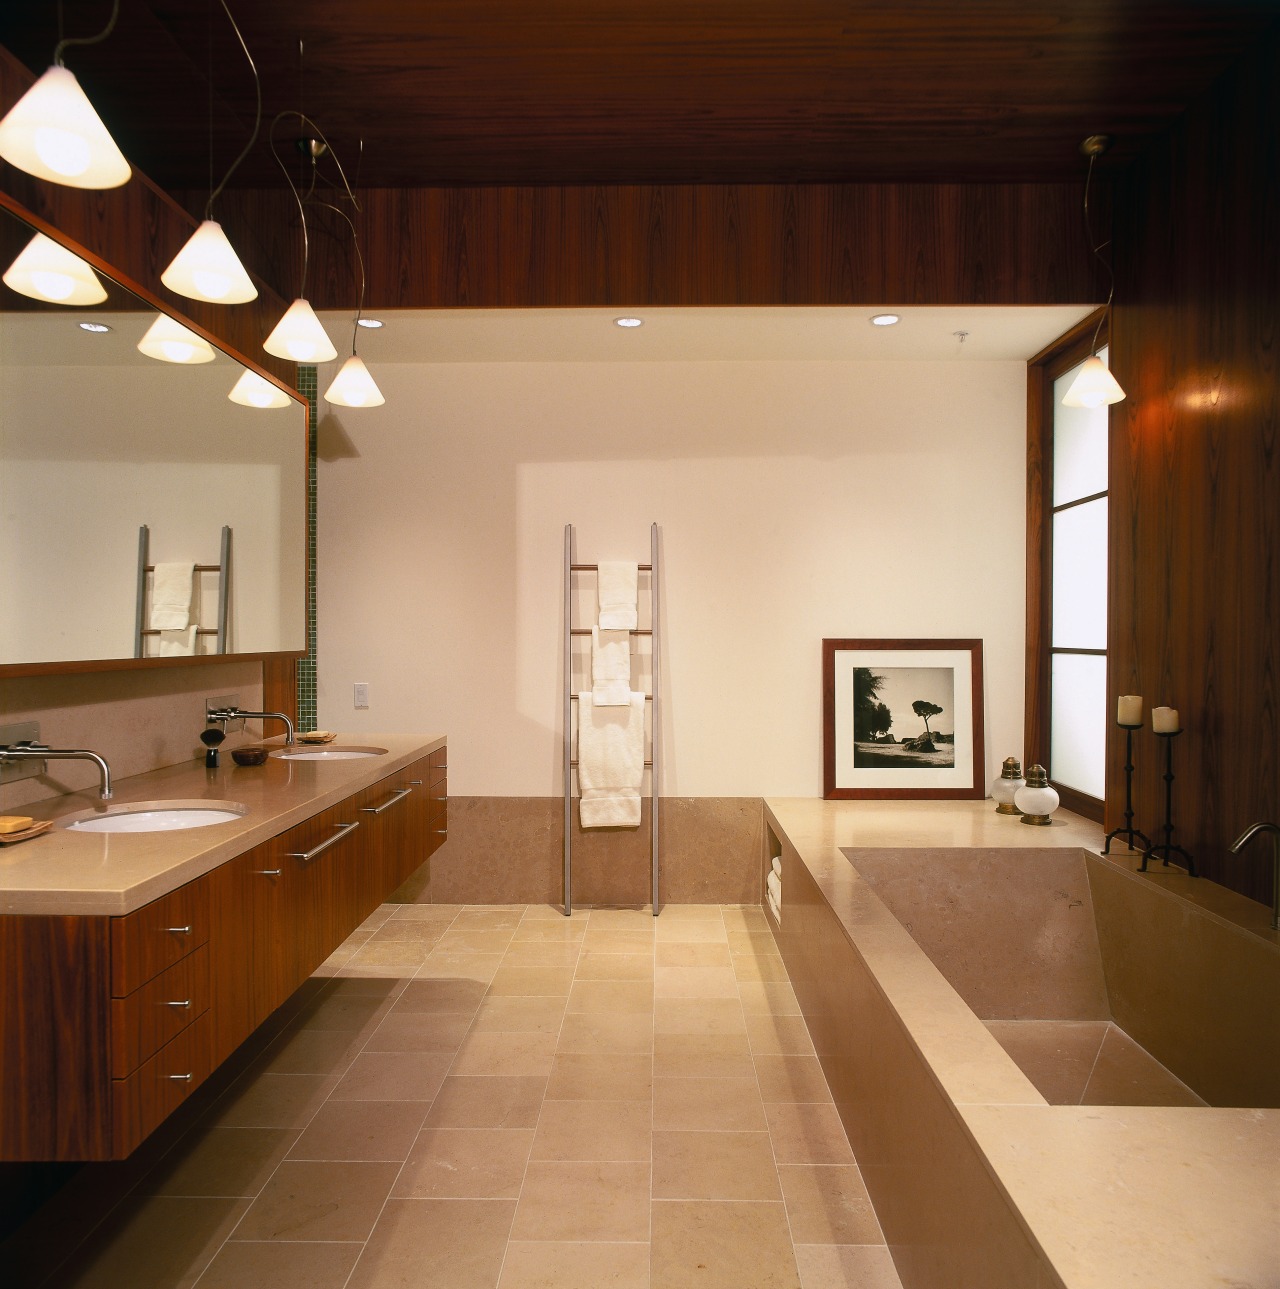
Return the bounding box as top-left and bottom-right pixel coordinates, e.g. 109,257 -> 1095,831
354,682 -> 370,709
0,720 -> 44,785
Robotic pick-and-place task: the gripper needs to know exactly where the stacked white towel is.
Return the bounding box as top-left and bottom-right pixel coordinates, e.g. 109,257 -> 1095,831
591,626 -> 631,705
766,868 -> 782,922
597,561 -> 638,631
577,691 -> 646,828
150,562 -> 194,630
771,855 -> 781,879
157,625 -> 197,656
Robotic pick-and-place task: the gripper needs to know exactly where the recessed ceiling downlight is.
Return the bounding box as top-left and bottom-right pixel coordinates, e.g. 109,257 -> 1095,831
614,316 -> 643,328
78,321 -> 111,333
356,317 -> 384,329
870,313 -> 900,327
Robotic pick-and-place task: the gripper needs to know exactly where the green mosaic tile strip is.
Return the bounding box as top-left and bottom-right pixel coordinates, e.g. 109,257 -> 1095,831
296,366 -> 318,733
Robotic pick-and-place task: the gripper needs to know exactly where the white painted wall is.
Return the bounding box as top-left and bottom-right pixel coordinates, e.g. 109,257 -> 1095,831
316,359 -> 1027,797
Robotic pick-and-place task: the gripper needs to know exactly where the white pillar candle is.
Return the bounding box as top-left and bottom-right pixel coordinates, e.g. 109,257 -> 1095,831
1117,695 -> 1143,725
1152,706 -> 1181,733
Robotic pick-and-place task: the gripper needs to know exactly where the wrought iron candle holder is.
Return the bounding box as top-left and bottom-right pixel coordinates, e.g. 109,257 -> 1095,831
1140,730 -> 1197,876
1103,723 -> 1151,855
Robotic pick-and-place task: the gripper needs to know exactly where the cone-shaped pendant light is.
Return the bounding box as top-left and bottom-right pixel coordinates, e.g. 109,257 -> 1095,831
325,354 -> 384,407
263,298 -> 337,362
0,65 -> 130,189
3,231 -> 107,305
228,369 -> 291,408
162,220 -> 257,303
136,313 -> 216,364
1062,354 -> 1125,408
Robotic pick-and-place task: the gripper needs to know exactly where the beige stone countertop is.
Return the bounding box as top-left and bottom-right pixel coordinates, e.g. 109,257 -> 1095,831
0,733 -> 444,917
764,798 -> 1280,1289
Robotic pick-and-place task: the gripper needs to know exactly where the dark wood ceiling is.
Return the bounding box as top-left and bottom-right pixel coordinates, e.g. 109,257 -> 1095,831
2,1 -> 1277,192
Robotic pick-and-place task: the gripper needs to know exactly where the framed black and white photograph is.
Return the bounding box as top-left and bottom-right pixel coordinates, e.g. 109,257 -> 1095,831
823,639 -> 985,799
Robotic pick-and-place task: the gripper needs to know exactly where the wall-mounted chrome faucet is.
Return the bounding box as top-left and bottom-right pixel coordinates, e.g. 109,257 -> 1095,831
206,706 -> 296,746
1229,822 -> 1280,930
0,740 -> 113,800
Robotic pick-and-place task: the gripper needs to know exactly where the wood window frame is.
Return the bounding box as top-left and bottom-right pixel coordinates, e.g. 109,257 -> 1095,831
1025,307 -> 1108,824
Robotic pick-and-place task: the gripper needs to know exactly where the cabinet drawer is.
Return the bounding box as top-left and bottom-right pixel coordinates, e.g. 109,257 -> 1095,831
428,794 -> 448,844
111,883 -> 208,997
111,944 -> 209,1078
112,1011 -> 212,1158
429,744 -> 447,784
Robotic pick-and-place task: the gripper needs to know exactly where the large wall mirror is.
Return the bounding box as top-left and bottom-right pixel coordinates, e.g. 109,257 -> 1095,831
0,201 -> 307,671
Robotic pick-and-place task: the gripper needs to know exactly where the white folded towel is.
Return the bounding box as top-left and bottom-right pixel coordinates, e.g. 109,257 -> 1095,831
767,869 -> 782,906
591,626 -> 631,706
157,625 -> 197,656
771,855 -> 782,879
577,691 -> 646,829
597,561 -> 638,631
150,562 -> 194,630
767,888 -> 781,923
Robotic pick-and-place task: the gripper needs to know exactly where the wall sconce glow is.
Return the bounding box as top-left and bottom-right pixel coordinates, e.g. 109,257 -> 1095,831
228,369 -> 291,408
78,321 -> 112,333
870,313 -> 900,326
3,232 -> 107,305
136,313 -> 216,364
161,220 -> 258,303
613,317 -> 644,328
263,298 -> 337,363
324,355 -> 385,407
0,66 -> 131,188
1062,354 -> 1126,408
356,317 -> 384,329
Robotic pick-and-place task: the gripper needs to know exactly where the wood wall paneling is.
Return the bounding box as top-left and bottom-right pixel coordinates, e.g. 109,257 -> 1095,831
1108,32 -> 1280,904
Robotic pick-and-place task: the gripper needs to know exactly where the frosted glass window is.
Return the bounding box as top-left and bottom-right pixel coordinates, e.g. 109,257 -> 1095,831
1053,346 -> 1110,506
1052,498 -> 1108,649
1051,653 -> 1107,799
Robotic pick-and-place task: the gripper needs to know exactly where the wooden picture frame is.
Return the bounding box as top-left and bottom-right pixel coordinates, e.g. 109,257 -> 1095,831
823,638 -> 986,800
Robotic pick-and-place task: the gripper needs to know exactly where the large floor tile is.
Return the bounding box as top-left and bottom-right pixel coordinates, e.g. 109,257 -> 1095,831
395,1128 -> 535,1199
653,1130 -> 781,1201
737,981 -> 803,1016
347,1198 -> 516,1289
652,1076 -> 767,1131
193,1239 -> 362,1289
500,940 -> 584,966
792,1244 -> 904,1289
651,1199 -> 800,1289
365,1009 -> 474,1053
745,1012 -> 817,1056
530,1099 -> 653,1162
511,1162 -> 651,1242
753,1053 -> 835,1103
653,997 -> 746,1036
330,1050 -> 453,1102
567,979 -> 655,1014
287,1100 -> 427,1162
393,976 -> 488,1014
497,1240 -> 650,1289
764,1104 -> 855,1166
652,1032 -> 755,1078
487,965 -> 577,997
414,951 -> 504,984
654,964 -> 740,999
545,1053 -> 653,1101
777,1166 -> 882,1244
557,1010 -> 655,1055
145,1126 -> 298,1199
422,1076 -> 548,1130
232,1160 -> 399,1241
472,995 -> 567,1034
574,951 -> 656,981
211,1073 -> 332,1130
433,928 -> 518,955
450,1031 -> 558,1078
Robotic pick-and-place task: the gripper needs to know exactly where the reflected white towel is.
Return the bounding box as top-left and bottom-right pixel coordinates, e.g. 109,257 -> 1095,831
597,561 -> 638,630
591,626 -> 631,706
771,855 -> 781,879
157,625 -> 197,656
577,691 -> 645,829
150,562 -> 193,629
767,869 -> 782,906
767,888 -> 781,923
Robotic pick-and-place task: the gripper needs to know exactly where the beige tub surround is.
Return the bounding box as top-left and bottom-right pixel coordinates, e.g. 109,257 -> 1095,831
765,798 -> 1280,1289
0,734 -> 444,915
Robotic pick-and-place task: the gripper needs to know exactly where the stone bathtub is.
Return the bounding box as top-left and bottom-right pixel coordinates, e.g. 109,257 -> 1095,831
764,799 -> 1280,1289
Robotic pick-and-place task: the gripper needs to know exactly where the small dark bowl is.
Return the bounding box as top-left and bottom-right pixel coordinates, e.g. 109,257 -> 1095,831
231,746 -> 270,767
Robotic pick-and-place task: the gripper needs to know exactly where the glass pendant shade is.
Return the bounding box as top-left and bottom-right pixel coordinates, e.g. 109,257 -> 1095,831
263,298 -> 337,363
3,231 -> 107,305
1062,354 -> 1126,408
324,355 -> 385,407
161,220 -> 257,303
136,313 -> 216,364
228,369 -> 291,408
0,65 -> 131,188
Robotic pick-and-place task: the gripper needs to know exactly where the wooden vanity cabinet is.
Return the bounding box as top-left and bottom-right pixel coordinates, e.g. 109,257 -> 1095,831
0,743 -> 445,1162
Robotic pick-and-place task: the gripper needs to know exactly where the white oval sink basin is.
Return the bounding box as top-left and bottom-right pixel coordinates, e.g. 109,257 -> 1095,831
271,745 -> 388,761
60,799 -> 247,833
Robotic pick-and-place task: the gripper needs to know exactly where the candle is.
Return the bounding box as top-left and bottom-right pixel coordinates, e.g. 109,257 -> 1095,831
1117,695 -> 1143,725
1152,706 -> 1181,734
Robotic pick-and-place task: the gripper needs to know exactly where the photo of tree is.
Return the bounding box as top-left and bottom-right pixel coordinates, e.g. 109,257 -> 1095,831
851,665 -> 956,769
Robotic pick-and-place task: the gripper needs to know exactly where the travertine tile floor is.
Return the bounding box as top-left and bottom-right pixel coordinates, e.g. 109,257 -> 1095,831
49,904 -> 904,1289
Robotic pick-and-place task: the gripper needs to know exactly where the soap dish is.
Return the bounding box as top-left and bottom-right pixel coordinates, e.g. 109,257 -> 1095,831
0,819 -> 53,845
297,730 -> 337,744
232,746 -> 270,766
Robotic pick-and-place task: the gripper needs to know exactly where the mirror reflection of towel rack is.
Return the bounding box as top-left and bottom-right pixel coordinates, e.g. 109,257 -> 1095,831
133,524 -> 231,657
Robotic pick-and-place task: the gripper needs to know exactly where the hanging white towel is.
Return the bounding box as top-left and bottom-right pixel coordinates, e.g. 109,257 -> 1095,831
157,625 -> 197,656
150,562 -> 194,629
767,869 -> 782,907
767,887 -> 781,924
577,691 -> 645,828
597,561 -> 638,630
591,626 -> 631,706
771,855 -> 782,879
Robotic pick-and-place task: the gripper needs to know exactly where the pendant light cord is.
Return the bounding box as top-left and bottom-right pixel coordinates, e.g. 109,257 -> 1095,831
1082,151 -> 1115,356
312,200 -> 368,357
203,0 -> 261,218
53,0 -> 119,66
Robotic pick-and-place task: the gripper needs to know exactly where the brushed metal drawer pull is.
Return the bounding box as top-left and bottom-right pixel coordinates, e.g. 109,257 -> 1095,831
434,829 -> 447,835
409,779 -> 423,785
167,1073 -> 193,1082
254,868 -> 283,876
165,999 -> 192,1009
166,925 -> 193,935
287,820 -> 360,863
360,786 -> 413,816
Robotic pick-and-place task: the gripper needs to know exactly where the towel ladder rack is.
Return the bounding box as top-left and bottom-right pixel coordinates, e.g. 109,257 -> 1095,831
134,524 -> 231,657
562,523 -> 662,918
